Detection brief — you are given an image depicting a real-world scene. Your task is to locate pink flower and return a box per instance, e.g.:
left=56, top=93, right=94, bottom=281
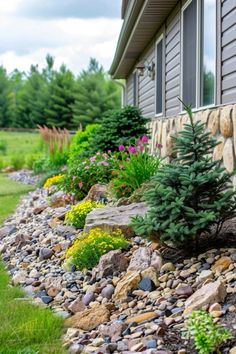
left=128, top=145, right=137, bottom=154
left=139, top=145, right=145, bottom=151
left=118, top=144, right=125, bottom=152
left=141, top=135, right=149, bottom=143
left=156, top=143, right=163, bottom=149
left=108, top=150, right=111, bottom=153
left=102, top=153, right=107, bottom=158
left=89, top=156, right=96, bottom=162
left=96, top=151, right=101, bottom=155
left=78, top=182, right=83, bottom=189
left=100, top=161, right=109, bottom=166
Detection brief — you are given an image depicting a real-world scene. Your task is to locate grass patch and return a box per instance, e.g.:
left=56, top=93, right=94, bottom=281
left=0, top=174, right=34, bottom=224
left=0, top=175, right=65, bottom=353
left=0, top=131, right=42, bottom=168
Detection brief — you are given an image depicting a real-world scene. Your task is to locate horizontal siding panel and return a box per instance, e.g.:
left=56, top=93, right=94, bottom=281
left=222, top=40, right=236, bottom=61
left=166, top=32, right=180, bottom=55
left=166, top=42, right=180, bottom=63
left=166, top=54, right=180, bottom=72
left=222, top=72, right=236, bottom=91
left=222, top=0, right=236, bottom=18
left=166, top=63, right=180, bottom=82
left=222, top=55, right=236, bottom=76
left=138, top=80, right=154, bottom=96
left=166, top=85, right=179, bottom=100
left=222, top=7, right=236, bottom=31
left=166, top=104, right=180, bottom=117
left=222, top=23, right=236, bottom=47
left=222, top=88, right=236, bottom=104
left=166, top=75, right=180, bottom=91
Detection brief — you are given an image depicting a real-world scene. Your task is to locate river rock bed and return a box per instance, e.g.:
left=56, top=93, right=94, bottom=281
left=8, top=169, right=40, bottom=185
left=0, top=188, right=236, bottom=354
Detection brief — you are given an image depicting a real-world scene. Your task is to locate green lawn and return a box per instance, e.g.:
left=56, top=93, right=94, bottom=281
left=0, top=131, right=42, bottom=169
left=0, top=174, right=65, bottom=354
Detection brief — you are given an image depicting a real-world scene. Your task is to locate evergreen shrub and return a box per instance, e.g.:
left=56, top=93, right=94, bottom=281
left=132, top=102, right=236, bottom=250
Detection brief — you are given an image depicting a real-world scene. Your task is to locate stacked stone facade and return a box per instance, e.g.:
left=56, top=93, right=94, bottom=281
left=150, top=104, right=236, bottom=175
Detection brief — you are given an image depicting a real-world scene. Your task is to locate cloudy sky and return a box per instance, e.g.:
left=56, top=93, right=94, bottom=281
left=0, top=0, right=123, bottom=75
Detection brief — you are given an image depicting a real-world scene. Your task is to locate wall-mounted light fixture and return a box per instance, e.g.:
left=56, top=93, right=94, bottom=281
left=136, top=60, right=155, bottom=80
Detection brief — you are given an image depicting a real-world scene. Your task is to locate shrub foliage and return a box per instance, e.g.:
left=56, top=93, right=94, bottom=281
left=88, top=106, right=149, bottom=154
left=132, top=102, right=236, bottom=250
left=65, top=228, right=129, bottom=270
left=65, top=200, right=104, bottom=229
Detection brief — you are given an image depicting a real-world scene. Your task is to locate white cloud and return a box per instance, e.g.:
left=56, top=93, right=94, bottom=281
left=0, top=1, right=122, bottom=75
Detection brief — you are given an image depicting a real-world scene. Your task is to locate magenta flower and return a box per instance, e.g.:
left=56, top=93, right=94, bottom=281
left=156, top=143, right=163, bottom=149
left=139, top=145, right=145, bottom=151
left=141, top=135, right=149, bottom=143
left=108, top=150, right=111, bottom=153
left=118, top=144, right=125, bottom=152
left=128, top=145, right=137, bottom=154
left=78, top=182, right=83, bottom=189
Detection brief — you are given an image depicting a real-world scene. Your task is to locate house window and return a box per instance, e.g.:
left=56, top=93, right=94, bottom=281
left=182, top=0, right=197, bottom=108
left=156, top=36, right=164, bottom=115
left=182, top=0, right=216, bottom=109
left=201, top=0, right=216, bottom=106
left=133, top=71, right=138, bottom=106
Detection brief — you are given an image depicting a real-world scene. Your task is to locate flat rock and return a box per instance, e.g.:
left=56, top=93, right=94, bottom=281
left=84, top=202, right=148, bottom=237
left=65, top=304, right=110, bottom=331
left=184, top=281, right=227, bottom=316
left=125, top=312, right=158, bottom=324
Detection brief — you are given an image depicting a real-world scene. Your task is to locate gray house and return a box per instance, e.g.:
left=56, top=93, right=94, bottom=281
left=110, top=0, right=236, bottom=173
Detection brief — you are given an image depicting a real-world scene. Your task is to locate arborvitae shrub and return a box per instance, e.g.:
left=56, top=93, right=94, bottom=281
left=88, top=105, right=149, bottom=154
left=132, top=102, right=236, bottom=250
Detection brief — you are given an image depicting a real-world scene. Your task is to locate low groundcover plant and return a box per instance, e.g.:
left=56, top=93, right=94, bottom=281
left=65, top=228, right=129, bottom=270
left=43, top=174, right=64, bottom=189
left=65, top=200, right=104, bottom=229
left=186, top=310, right=232, bottom=354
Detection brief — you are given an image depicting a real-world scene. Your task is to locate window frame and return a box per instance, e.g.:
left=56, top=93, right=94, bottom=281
left=180, top=0, right=217, bottom=112
left=155, top=33, right=165, bottom=118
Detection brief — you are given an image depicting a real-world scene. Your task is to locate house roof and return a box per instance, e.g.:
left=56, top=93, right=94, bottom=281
left=110, top=0, right=179, bottom=79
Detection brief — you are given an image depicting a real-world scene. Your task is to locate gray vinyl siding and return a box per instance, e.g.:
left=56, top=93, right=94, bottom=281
left=165, top=5, right=181, bottom=117
left=138, top=46, right=155, bottom=117
left=125, top=74, right=134, bottom=105
left=221, top=0, right=236, bottom=104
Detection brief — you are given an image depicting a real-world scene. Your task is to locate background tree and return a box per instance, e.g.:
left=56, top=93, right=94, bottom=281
left=0, top=67, right=12, bottom=127
left=72, top=58, right=121, bottom=128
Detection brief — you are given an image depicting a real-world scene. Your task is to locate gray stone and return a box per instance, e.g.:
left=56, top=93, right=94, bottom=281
left=0, top=225, right=16, bottom=239
left=82, top=291, right=95, bottom=306
left=101, top=285, right=115, bottom=299
left=39, top=247, right=53, bottom=261
left=93, top=249, right=128, bottom=279
left=84, top=202, right=148, bottom=237
left=128, top=247, right=163, bottom=272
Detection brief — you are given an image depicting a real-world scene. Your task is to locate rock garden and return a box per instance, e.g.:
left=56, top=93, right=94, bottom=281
left=0, top=104, right=236, bottom=354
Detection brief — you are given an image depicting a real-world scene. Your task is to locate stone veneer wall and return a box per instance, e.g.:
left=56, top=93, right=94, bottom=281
left=149, top=104, right=236, bottom=175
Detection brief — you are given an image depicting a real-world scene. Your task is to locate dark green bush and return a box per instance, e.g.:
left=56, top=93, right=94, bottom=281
left=88, top=106, right=149, bottom=154
left=132, top=102, right=236, bottom=250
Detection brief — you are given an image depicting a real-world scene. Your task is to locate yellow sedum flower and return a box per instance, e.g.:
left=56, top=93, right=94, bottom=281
left=44, top=174, right=64, bottom=189
left=65, top=227, right=129, bottom=271
left=65, top=200, right=104, bottom=229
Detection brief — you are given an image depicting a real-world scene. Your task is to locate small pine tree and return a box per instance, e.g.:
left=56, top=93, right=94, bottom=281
left=132, top=102, right=236, bottom=250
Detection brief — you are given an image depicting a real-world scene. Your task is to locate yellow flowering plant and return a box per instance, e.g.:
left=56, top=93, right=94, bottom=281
left=65, top=228, right=129, bottom=270
left=43, top=174, right=64, bottom=189
left=65, top=200, right=104, bottom=229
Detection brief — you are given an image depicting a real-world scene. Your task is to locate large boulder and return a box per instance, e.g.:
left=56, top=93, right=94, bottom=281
left=84, top=202, right=148, bottom=237
left=65, top=304, right=111, bottom=331
left=184, top=281, right=227, bottom=316
left=84, top=184, right=108, bottom=202
left=128, top=247, right=163, bottom=272
left=93, top=250, right=129, bottom=279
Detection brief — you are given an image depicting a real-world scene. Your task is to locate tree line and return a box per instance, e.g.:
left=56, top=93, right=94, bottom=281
left=0, top=55, right=121, bottom=129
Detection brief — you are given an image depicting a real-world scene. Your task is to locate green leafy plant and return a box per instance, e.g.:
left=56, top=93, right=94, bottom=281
left=10, top=155, right=25, bottom=170
left=60, top=151, right=119, bottom=200
left=110, top=135, right=161, bottom=199
left=132, top=102, right=236, bottom=250
left=186, top=310, right=232, bottom=354
left=0, top=140, right=7, bottom=155
left=65, top=228, right=129, bottom=270
left=88, top=105, right=149, bottom=154
left=68, top=124, right=100, bottom=164
left=65, top=200, right=104, bottom=229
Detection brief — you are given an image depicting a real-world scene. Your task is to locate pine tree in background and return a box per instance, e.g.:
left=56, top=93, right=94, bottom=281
left=132, top=102, right=236, bottom=251
left=0, top=67, right=12, bottom=127
left=72, top=58, right=121, bottom=128
left=45, top=64, right=75, bottom=128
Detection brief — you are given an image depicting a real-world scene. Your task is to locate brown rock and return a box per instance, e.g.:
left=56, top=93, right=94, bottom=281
left=47, top=287, right=60, bottom=297
left=33, top=204, right=47, bottom=215
left=93, top=250, right=128, bottom=279
left=50, top=191, right=66, bottom=208
left=65, top=304, right=110, bottom=330
left=84, top=202, right=148, bottom=237
left=213, top=136, right=225, bottom=161
left=175, top=285, right=193, bottom=297
left=84, top=184, right=108, bottom=202
left=223, top=138, right=235, bottom=172
left=125, top=311, right=158, bottom=324
left=208, top=109, right=219, bottom=135
left=113, top=271, right=141, bottom=302
left=212, top=256, right=232, bottom=272
left=141, top=267, right=159, bottom=286
left=220, top=106, right=233, bottom=137
left=230, top=347, right=236, bottom=354
left=184, top=281, right=227, bottom=316
left=68, top=298, right=86, bottom=314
